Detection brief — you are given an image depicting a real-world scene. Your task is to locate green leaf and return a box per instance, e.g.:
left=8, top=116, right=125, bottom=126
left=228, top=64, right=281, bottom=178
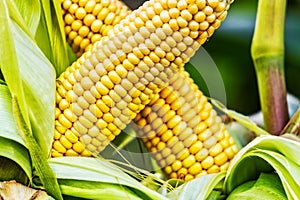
left=0, top=85, right=25, bottom=146
left=11, top=21, right=56, bottom=155
left=0, top=138, right=31, bottom=183
left=227, top=173, right=287, bottom=200
left=166, top=172, right=226, bottom=200
left=224, top=135, right=300, bottom=199
left=59, top=180, right=143, bottom=200
left=0, top=1, right=56, bottom=155
left=12, top=96, right=63, bottom=200
left=13, top=0, right=41, bottom=36
left=49, top=157, right=168, bottom=200
left=0, top=0, right=29, bottom=132
left=36, top=0, right=69, bottom=76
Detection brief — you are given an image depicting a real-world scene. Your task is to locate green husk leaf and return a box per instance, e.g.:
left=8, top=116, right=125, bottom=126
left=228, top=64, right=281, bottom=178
left=0, top=138, right=31, bottom=184
left=36, top=0, right=69, bottom=76
left=5, top=0, right=32, bottom=38
left=227, top=173, right=287, bottom=200
left=166, top=172, right=226, bottom=200
left=0, top=0, right=29, bottom=132
left=0, top=85, right=24, bottom=146
left=12, top=96, right=62, bottom=200
left=51, top=0, right=70, bottom=75
left=49, top=157, right=168, bottom=200
left=0, top=0, right=55, bottom=155
left=224, top=135, right=300, bottom=199
left=13, top=0, right=41, bottom=36
left=11, top=20, right=56, bottom=155
left=59, top=180, right=143, bottom=200
left=0, top=85, right=30, bottom=184
left=212, top=99, right=270, bottom=136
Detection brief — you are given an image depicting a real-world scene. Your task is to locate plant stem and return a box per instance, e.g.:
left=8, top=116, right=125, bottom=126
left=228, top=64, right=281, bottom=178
left=251, top=0, right=289, bottom=135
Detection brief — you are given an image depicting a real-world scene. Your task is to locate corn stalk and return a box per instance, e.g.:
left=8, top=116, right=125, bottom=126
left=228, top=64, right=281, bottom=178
left=251, top=0, right=289, bottom=135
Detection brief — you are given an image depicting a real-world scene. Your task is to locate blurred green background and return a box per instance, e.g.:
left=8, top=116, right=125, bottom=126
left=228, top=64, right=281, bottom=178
left=123, top=0, right=300, bottom=115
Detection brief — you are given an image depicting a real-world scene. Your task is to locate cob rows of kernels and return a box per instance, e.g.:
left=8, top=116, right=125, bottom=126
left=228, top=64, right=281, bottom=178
left=52, top=0, right=233, bottom=157
left=61, top=0, right=131, bottom=57
left=133, top=70, right=238, bottom=181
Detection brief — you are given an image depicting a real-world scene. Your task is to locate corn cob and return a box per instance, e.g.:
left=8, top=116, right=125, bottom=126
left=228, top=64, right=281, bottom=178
left=61, top=0, right=131, bottom=57
left=133, top=69, right=238, bottom=181
left=52, top=0, right=233, bottom=158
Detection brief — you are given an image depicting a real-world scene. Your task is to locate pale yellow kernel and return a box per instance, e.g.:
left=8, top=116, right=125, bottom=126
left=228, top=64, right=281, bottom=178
left=177, top=16, right=188, bottom=28
left=101, top=75, right=114, bottom=89
left=53, top=141, right=67, bottom=153
left=96, top=99, right=110, bottom=113
left=151, top=137, right=160, bottom=147
left=65, top=149, right=79, bottom=156
left=214, top=152, right=228, bottom=166
left=103, top=113, right=114, bottom=123
left=220, top=162, right=230, bottom=172
left=181, top=9, right=192, bottom=21
left=51, top=150, right=63, bottom=157
left=165, top=166, right=173, bottom=174
left=60, top=135, right=73, bottom=149
left=224, top=146, right=236, bottom=159
left=207, top=165, right=220, bottom=174
left=195, top=148, right=209, bottom=161
left=152, top=15, right=163, bottom=28
left=128, top=53, right=140, bottom=65
left=158, top=142, right=169, bottom=155
left=177, top=167, right=188, bottom=178
left=188, top=4, right=198, bottom=14
left=166, top=36, right=176, bottom=47
left=127, top=71, right=139, bottom=84
left=167, top=136, right=179, bottom=148
left=182, top=155, right=196, bottom=168
left=73, top=141, right=85, bottom=153
left=58, top=114, right=72, bottom=129
left=64, top=14, right=74, bottom=25
left=172, top=141, right=185, bottom=155
left=185, top=174, right=194, bottom=182
left=189, top=20, right=200, bottom=31
left=106, top=71, right=120, bottom=84
left=204, top=6, right=214, bottom=16
left=177, top=0, right=187, bottom=10
left=54, top=129, right=61, bottom=140
left=64, top=108, right=77, bottom=122
left=79, top=115, right=93, bottom=129
left=68, top=3, right=78, bottom=14
left=159, top=10, right=170, bottom=23
left=183, top=134, right=197, bottom=147
left=171, top=160, right=182, bottom=171
left=188, top=162, right=202, bottom=175
left=96, top=119, right=108, bottom=129
left=204, top=136, right=217, bottom=149
left=166, top=154, right=176, bottom=165
left=167, top=0, right=177, bottom=8
left=168, top=115, right=182, bottom=129
left=80, top=134, right=92, bottom=144
left=75, top=7, right=86, bottom=20
left=87, top=126, right=99, bottom=137
left=169, top=8, right=180, bottom=19
left=209, top=143, right=223, bottom=157
left=107, top=123, right=118, bottom=132
left=201, top=156, right=214, bottom=169
left=62, top=0, right=72, bottom=10
left=194, top=11, right=206, bottom=22
left=157, top=142, right=166, bottom=151
left=71, top=20, right=82, bottom=31
left=189, top=141, right=203, bottom=154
